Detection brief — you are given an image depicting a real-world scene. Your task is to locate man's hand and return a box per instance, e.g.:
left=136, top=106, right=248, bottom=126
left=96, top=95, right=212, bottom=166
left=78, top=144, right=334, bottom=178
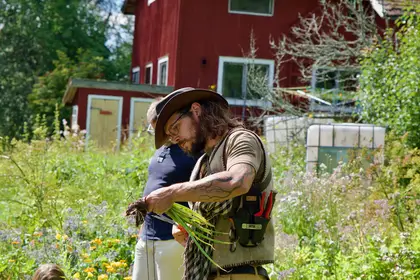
left=145, top=187, right=175, bottom=214
left=172, top=225, right=188, bottom=247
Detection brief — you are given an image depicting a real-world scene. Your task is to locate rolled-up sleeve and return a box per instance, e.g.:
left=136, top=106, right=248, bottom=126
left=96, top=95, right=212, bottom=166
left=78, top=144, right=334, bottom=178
left=225, top=131, right=262, bottom=173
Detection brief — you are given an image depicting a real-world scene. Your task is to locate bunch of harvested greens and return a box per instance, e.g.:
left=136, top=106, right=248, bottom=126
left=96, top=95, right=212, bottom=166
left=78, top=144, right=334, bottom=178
left=125, top=198, right=230, bottom=269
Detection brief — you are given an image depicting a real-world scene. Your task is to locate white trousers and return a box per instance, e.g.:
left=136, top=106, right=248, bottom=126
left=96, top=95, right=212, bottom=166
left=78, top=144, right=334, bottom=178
left=132, top=239, right=185, bottom=280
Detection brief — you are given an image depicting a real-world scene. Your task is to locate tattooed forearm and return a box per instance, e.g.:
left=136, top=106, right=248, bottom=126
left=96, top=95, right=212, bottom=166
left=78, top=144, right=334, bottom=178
left=171, top=164, right=256, bottom=202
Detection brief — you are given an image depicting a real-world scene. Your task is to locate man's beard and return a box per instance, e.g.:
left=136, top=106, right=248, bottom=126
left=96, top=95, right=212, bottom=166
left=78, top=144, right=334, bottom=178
left=183, top=117, right=206, bottom=157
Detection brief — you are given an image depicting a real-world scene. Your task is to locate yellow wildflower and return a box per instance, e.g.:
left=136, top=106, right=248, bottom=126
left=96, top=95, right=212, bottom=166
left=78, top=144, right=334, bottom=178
left=98, top=274, right=108, bottom=280
left=82, top=220, right=88, bottom=224
left=87, top=272, right=94, bottom=278
left=62, top=234, right=69, bottom=241
left=84, top=267, right=95, bottom=273
left=106, top=265, right=116, bottom=273
left=130, top=234, right=138, bottom=239
left=73, top=272, right=80, bottom=279
left=33, top=232, right=43, bottom=237
left=91, top=238, right=102, bottom=245
left=8, top=259, right=15, bottom=263
left=107, top=239, right=121, bottom=247
left=84, top=258, right=92, bottom=263
left=11, top=241, right=19, bottom=245
left=89, top=246, right=96, bottom=251
left=123, top=277, right=132, bottom=280
left=67, top=245, right=73, bottom=252
left=111, top=261, right=122, bottom=268
left=82, top=253, right=89, bottom=259
left=55, top=233, right=62, bottom=240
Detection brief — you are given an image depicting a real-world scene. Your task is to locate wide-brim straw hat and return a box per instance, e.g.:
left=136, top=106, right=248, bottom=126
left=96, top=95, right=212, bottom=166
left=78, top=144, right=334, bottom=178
left=154, top=87, right=228, bottom=149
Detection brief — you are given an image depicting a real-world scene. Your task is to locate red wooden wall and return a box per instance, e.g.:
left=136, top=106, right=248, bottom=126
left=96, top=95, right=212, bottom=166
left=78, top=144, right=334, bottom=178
left=131, top=0, right=181, bottom=85
left=174, top=0, right=321, bottom=89
left=73, top=88, right=165, bottom=131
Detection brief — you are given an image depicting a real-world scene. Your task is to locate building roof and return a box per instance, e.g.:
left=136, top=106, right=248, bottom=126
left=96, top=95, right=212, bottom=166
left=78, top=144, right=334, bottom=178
left=370, top=0, right=420, bottom=18
left=63, top=78, right=174, bottom=105
left=122, top=0, right=136, bottom=15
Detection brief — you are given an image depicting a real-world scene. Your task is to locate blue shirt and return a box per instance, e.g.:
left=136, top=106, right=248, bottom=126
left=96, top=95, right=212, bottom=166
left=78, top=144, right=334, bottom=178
left=140, top=144, right=197, bottom=240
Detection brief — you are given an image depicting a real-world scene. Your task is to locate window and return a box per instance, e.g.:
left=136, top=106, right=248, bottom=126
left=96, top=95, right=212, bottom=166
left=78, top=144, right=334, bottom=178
left=157, top=56, right=169, bottom=86
left=147, top=0, right=155, bottom=6
left=318, top=147, right=373, bottom=174
left=312, top=67, right=360, bottom=92
left=145, top=63, right=153, bottom=85
left=229, top=0, right=274, bottom=16
left=217, top=56, right=274, bottom=106
left=131, top=66, right=140, bottom=84
left=71, top=105, right=78, bottom=130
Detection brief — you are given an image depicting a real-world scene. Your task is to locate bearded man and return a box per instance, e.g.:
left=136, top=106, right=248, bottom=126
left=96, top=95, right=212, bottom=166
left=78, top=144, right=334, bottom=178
left=143, top=88, right=275, bottom=280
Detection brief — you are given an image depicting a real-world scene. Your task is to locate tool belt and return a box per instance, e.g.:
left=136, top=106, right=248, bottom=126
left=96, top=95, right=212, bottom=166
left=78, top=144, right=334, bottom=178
left=228, top=187, right=276, bottom=250
left=226, top=154, right=275, bottom=250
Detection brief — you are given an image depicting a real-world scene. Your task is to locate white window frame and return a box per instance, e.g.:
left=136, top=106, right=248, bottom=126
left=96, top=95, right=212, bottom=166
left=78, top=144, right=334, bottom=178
left=132, top=66, right=140, bottom=84
left=129, top=97, right=155, bottom=141
left=85, top=95, right=123, bottom=150
left=147, top=0, right=156, bottom=6
left=217, top=56, right=274, bottom=107
left=71, top=105, right=79, bottom=130
left=157, top=56, right=169, bottom=86
left=228, top=0, right=275, bottom=17
left=145, top=63, right=153, bottom=85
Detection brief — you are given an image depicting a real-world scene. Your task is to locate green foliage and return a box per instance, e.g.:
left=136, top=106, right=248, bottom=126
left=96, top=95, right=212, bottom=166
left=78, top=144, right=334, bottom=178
left=271, top=134, right=420, bottom=280
left=1, top=118, right=419, bottom=279
left=359, top=7, right=420, bottom=148
left=0, top=0, right=132, bottom=139
left=28, top=50, right=106, bottom=131
left=0, top=119, right=153, bottom=279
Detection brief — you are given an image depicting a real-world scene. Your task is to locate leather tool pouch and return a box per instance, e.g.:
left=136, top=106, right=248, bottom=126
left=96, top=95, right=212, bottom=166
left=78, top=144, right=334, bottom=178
left=231, top=191, right=270, bottom=247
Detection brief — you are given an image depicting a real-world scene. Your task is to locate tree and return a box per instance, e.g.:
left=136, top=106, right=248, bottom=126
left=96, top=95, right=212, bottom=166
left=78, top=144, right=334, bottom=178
left=271, top=0, right=381, bottom=85
left=0, top=0, right=132, bottom=138
left=245, top=0, right=383, bottom=123
left=28, top=50, right=106, bottom=129
left=359, top=8, right=420, bottom=148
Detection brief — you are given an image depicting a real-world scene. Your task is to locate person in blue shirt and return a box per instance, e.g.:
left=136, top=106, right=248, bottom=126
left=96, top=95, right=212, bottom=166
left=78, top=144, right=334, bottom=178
left=131, top=99, right=198, bottom=280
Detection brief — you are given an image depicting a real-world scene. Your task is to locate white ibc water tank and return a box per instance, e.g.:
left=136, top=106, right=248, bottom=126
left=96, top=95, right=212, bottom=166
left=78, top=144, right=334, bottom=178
left=306, top=123, right=386, bottom=173
left=264, top=116, right=335, bottom=153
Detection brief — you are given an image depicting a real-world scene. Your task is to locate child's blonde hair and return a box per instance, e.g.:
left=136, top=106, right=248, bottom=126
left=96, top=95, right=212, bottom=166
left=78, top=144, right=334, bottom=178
left=32, top=264, right=65, bottom=280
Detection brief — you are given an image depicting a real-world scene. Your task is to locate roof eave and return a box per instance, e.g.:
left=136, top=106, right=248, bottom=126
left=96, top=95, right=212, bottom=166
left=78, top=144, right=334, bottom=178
left=63, top=79, right=78, bottom=105
left=62, top=78, right=174, bottom=105
left=122, top=0, right=136, bottom=15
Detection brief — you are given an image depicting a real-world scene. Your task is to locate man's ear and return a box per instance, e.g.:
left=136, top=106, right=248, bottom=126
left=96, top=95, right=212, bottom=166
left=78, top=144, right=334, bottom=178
left=190, top=102, right=202, bottom=118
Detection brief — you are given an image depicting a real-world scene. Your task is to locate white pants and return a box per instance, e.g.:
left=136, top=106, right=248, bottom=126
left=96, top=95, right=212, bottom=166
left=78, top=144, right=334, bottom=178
left=132, top=239, right=185, bottom=280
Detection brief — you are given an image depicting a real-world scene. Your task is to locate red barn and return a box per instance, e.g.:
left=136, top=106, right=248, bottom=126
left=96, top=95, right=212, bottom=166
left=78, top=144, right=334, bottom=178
left=64, top=0, right=410, bottom=148
left=122, top=0, right=402, bottom=115
left=123, top=0, right=322, bottom=104
left=63, top=79, right=173, bottom=149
